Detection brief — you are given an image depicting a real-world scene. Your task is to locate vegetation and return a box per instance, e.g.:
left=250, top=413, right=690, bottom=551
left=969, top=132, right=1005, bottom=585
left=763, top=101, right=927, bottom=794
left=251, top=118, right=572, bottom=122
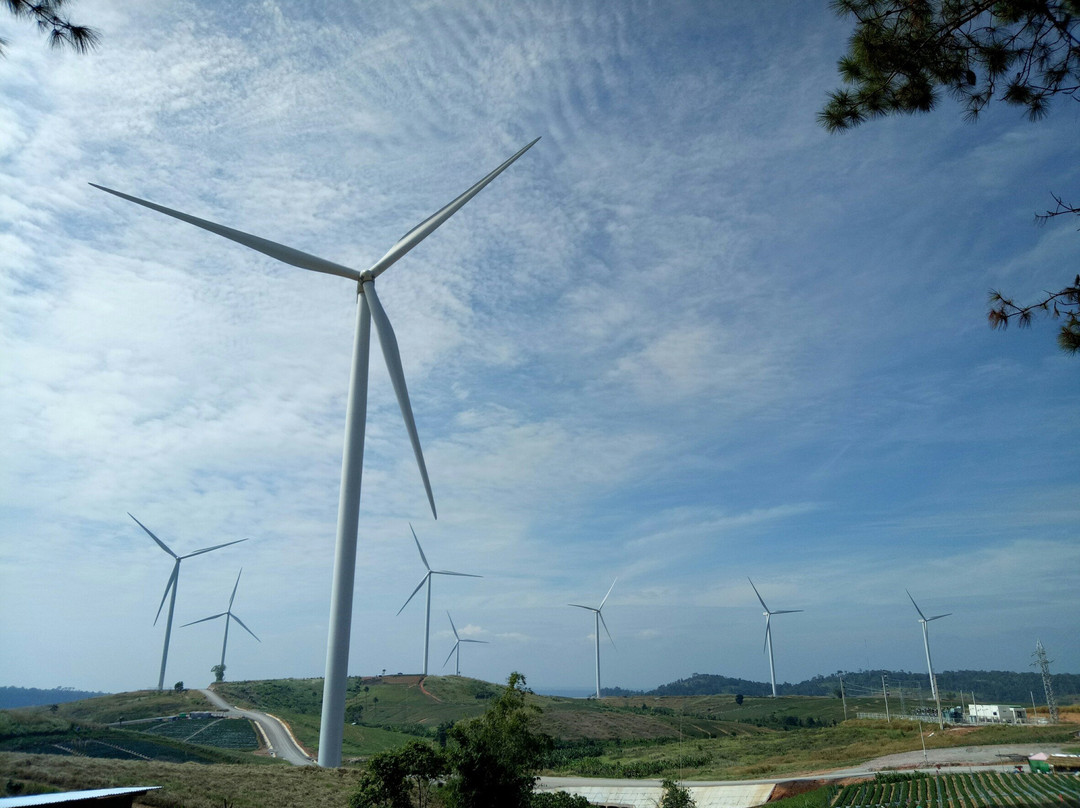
left=0, top=687, right=108, bottom=710
left=615, top=669, right=1080, bottom=705
left=659, top=778, right=696, bottom=808
left=821, top=0, right=1080, bottom=353
left=830, top=771, right=1080, bottom=807
left=2, top=0, right=100, bottom=57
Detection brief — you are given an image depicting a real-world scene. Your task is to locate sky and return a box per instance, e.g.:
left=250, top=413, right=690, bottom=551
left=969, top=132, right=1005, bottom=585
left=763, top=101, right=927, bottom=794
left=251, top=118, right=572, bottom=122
left=1, top=0, right=1077, bottom=699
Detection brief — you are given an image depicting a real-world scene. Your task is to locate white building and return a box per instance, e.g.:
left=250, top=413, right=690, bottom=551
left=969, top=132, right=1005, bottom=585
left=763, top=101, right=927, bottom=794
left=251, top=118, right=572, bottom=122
left=967, top=704, right=1027, bottom=724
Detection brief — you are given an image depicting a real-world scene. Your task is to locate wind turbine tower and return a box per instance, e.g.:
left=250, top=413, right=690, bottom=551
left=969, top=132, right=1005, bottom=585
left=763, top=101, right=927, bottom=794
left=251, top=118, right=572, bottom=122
left=95, top=138, right=538, bottom=766
left=570, top=578, right=617, bottom=699
left=906, top=589, right=950, bottom=729
left=129, top=513, right=247, bottom=691
left=398, top=524, right=481, bottom=675
left=748, top=578, right=802, bottom=698
left=443, top=612, right=488, bottom=676
left=182, top=568, right=260, bottom=679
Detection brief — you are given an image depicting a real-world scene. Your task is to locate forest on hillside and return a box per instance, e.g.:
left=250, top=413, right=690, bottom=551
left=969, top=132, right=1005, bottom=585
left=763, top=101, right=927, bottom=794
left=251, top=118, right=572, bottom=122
left=604, top=669, right=1080, bottom=704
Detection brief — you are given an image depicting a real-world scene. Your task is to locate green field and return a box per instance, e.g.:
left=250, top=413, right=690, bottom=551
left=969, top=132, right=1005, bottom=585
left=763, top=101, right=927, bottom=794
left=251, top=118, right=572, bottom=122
left=831, top=772, right=1080, bottom=808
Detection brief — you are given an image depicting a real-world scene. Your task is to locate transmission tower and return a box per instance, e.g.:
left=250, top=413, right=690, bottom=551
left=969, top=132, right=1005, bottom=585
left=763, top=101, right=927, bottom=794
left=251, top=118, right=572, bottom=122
left=1033, top=638, right=1059, bottom=723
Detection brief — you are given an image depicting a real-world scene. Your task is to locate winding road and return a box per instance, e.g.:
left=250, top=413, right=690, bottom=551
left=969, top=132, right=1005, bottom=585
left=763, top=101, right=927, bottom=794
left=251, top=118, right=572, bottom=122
left=199, top=688, right=315, bottom=766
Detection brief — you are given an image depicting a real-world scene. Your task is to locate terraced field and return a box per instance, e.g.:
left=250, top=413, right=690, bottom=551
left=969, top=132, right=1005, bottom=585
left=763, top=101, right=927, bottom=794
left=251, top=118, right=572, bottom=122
left=832, top=773, right=1080, bottom=808
left=140, top=716, right=258, bottom=749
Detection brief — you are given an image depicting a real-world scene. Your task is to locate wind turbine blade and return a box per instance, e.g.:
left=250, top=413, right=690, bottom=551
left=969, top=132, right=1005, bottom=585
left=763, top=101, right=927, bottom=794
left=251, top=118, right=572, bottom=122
left=363, top=282, right=437, bottom=519
left=409, top=523, right=431, bottom=571
left=927, top=613, right=952, bottom=622
left=461, top=639, right=488, bottom=645
left=366, top=138, right=541, bottom=279
left=129, top=513, right=177, bottom=559
left=180, top=612, right=227, bottom=627
left=772, top=609, right=803, bottom=615
left=569, top=604, right=597, bottom=611
left=599, top=577, right=618, bottom=610
left=443, top=642, right=459, bottom=669
left=155, top=564, right=179, bottom=625
left=748, top=577, right=769, bottom=612
left=397, top=575, right=429, bottom=615
left=763, top=615, right=771, bottom=654
left=90, top=184, right=363, bottom=282
left=447, top=611, right=460, bottom=640
left=182, top=537, right=248, bottom=559
left=906, top=589, right=928, bottom=622
left=228, top=569, right=243, bottom=610
left=598, top=611, right=616, bottom=649
left=230, top=613, right=261, bottom=642
left=431, top=570, right=482, bottom=578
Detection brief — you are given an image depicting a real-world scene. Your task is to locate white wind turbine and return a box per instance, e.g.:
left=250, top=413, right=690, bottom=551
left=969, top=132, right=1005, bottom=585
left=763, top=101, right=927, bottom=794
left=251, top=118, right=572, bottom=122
left=748, top=577, right=802, bottom=698
left=442, top=611, right=488, bottom=676
left=182, top=568, right=260, bottom=680
left=397, top=523, right=481, bottom=676
left=94, top=138, right=538, bottom=766
left=907, top=589, right=951, bottom=728
left=129, top=513, right=247, bottom=691
left=570, top=578, right=617, bottom=699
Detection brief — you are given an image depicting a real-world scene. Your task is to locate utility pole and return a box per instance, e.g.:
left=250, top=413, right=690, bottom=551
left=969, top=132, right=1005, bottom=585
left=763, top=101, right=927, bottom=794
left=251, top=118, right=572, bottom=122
left=839, top=674, right=847, bottom=720
left=882, top=674, right=890, bottom=722
left=1030, top=690, right=1038, bottom=722
left=1034, top=639, right=1059, bottom=723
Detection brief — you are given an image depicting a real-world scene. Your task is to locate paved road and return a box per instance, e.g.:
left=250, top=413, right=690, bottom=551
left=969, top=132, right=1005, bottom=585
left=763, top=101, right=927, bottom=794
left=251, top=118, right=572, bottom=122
left=199, top=688, right=315, bottom=766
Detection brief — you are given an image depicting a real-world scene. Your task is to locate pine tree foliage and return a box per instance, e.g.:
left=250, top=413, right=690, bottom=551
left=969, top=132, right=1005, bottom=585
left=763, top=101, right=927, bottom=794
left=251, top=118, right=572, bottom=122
left=2, top=0, right=100, bottom=57
left=820, top=0, right=1080, bottom=130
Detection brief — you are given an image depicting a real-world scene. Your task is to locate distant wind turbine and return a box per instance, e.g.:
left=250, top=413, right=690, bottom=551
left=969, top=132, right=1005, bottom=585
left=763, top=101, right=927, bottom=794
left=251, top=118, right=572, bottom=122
left=397, top=524, right=481, bottom=676
left=94, top=138, right=538, bottom=766
left=129, top=513, right=247, bottom=691
left=442, top=611, right=488, bottom=676
left=570, top=578, right=617, bottom=699
left=907, top=589, right=950, bottom=728
left=748, top=577, right=802, bottom=698
left=182, top=568, right=260, bottom=679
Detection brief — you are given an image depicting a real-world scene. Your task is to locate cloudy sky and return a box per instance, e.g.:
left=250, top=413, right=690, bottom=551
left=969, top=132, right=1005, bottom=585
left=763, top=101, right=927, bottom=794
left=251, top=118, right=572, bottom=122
left=1, top=1, right=1077, bottom=698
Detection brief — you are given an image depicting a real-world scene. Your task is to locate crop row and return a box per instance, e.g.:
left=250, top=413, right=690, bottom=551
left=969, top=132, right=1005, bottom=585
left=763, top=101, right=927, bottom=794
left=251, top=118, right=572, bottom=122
left=831, top=772, right=1080, bottom=808
left=143, top=717, right=257, bottom=749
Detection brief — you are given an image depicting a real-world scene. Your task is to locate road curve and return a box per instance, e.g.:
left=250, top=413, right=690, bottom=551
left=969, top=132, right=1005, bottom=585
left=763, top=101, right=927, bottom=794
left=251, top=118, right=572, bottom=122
left=199, top=688, right=315, bottom=766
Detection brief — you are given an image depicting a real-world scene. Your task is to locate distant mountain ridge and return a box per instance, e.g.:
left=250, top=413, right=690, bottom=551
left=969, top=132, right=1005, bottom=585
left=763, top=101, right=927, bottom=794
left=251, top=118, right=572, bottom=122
left=604, top=669, right=1080, bottom=704
left=0, top=686, right=109, bottom=709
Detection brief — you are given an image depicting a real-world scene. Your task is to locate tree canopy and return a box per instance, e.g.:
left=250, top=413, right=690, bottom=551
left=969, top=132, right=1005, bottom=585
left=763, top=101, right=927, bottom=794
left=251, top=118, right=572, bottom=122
left=820, top=0, right=1080, bottom=130
left=2, top=0, right=100, bottom=57
left=822, top=0, right=1080, bottom=353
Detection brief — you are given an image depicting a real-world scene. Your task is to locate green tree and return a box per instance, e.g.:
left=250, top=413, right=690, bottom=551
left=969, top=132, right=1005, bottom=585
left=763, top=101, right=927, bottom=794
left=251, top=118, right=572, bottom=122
left=658, top=778, right=696, bottom=808
left=821, top=0, right=1080, bottom=353
left=2, top=0, right=100, bottom=57
left=444, top=672, right=552, bottom=808
left=734, top=694, right=744, bottom=705
left=173, top=681, right=184, bottom=693
left=211, top=664, right=226, bottom=683
left=349, top=740, right=447, bottom=808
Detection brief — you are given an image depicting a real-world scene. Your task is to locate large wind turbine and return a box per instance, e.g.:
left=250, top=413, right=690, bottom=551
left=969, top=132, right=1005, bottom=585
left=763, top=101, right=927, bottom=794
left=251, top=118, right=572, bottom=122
left=442, top=611, right=488, bottom=676
left=94, top=138, right=538, bottom=766
left=748, top=578, right=802, bottom=698
left=182, top=568, right=260, bottom=680
left=397, top=524, right=481, bottom=675
left=570, top=578, right=617, bottom=699
left=907, top=589, right=950, bottom=728
left=129, top=513, right=247, bottom=691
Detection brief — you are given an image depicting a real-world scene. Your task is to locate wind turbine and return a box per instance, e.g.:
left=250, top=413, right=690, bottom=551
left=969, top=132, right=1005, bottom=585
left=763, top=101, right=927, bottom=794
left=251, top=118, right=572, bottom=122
left=93, top=138, right=538, bottom=766
left=570, top=578, right=617, bottom=699
left=748, top=577, right=802, bottom=698
left=907, top=589, right=951, bottom=728
left=397, top=523, right=481, bottom=675
left=181, top=568, right=260, bottom=680
left=129, top=513, right=247, bottom=691
left=442, top=611, right=488, bottom=676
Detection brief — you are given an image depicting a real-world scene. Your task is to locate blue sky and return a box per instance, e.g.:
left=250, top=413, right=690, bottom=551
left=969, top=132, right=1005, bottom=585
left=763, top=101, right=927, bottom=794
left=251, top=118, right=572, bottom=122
left=1, top=0, right=1077, bottom=697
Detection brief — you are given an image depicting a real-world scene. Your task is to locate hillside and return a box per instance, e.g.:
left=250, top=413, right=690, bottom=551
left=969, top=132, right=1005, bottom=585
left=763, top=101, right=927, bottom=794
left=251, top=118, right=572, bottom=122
left=0, top=687, right=108, bottom=710
left=616, top=669, right=1080, bottom=704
